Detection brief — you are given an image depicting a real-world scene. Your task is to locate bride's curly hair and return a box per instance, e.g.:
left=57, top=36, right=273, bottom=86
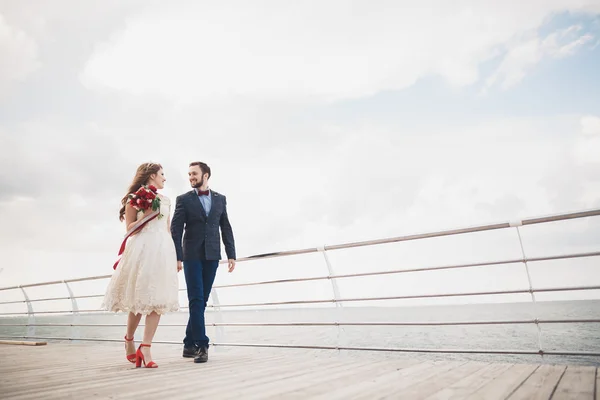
left=119, top=162, right=163, bottom=221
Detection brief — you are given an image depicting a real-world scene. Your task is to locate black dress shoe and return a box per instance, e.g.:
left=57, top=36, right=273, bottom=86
left=183, top=345, right=199, bottom=358
left=194, top=347, right=208, bottom=363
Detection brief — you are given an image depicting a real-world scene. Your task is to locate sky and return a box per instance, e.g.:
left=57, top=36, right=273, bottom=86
left=0, top=0, right=599, bottom=312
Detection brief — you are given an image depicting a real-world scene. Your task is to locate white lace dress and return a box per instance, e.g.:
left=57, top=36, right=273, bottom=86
left=102, top=195, right=180, bottom=315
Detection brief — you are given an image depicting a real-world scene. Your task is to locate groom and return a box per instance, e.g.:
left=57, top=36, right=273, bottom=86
left=171, top=161, right=236, bottom=363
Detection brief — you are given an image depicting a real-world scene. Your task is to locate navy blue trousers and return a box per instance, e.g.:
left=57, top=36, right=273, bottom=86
left=183, top=260, right=219, bottom=348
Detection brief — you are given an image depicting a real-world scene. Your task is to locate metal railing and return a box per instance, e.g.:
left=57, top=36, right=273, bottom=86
left=1, top=208, right=599, bottom=358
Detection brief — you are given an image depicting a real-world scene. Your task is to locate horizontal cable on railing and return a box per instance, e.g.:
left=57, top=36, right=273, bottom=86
left=0, top=296, right=70, bottom=305
left=1, top=335, right=599, bottom=357
left=197, top=285, right=600, bottom=308
left=0, top=293, right=108, bottom=306
left=0, top=275, right=114, bottom=292
left=0, top=309, right=104, bottom=316
left=0, top=299, right=27, bottom=305
left=2, top=318, right=599, bottom=328
left=319, top=209, right=600, bottom=253
left=210, top=250, right=600, bottom=290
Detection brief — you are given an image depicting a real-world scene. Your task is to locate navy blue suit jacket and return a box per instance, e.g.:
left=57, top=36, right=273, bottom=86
left=171, top=190, right=236, bottom=261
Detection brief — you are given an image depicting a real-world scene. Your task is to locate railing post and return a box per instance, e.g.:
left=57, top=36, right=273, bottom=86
left=318, top=245, right=343, bottom=352
left=318, top=246, right=342, bottom=307
left=211, top=288, right=225, bottom=351
left=18, top=286, right=35, bottom=338
left=511, top=221, right=544, bottom=357
left=63, top=280, right=80, bottom=340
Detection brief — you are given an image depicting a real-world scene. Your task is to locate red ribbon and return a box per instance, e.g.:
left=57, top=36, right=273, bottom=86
left=113, top=211, right=160, bottom=270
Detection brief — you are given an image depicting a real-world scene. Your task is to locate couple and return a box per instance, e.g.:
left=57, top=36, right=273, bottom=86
left=102, top=161, right=236, bottom=368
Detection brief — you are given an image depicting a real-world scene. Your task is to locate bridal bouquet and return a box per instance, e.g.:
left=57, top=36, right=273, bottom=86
left=114, top=185, right=163, bottom=269
left=128, top=185, right=162, bottom=218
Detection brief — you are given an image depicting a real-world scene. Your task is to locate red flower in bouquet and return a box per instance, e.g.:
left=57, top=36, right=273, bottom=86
left=128, top=185, right=162, bottom=217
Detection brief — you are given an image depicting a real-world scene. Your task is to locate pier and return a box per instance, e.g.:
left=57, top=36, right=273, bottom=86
left=1, top=341, right=597, bottom=399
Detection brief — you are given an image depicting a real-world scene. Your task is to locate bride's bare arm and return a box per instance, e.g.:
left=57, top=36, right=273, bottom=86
left=124, top=203, right=140, bottom=232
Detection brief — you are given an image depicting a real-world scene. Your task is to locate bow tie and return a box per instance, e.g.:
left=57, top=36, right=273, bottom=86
left=197, top=190, right=209, bottom=196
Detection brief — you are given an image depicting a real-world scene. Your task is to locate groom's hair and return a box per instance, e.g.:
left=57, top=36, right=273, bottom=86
left=189, top=161, right=211, bottom=178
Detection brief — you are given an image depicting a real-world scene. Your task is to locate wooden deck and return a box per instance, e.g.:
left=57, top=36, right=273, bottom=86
left=0, top=342, right=597, bottom=399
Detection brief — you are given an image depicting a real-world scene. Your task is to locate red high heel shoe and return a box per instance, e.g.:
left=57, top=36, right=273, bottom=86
left=135, top=344, right=158, bottom=368
left=124, top=335, right=136, bottom=363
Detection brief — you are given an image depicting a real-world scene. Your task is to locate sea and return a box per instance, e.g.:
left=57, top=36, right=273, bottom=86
left=1, top=300, right=599, bottom=366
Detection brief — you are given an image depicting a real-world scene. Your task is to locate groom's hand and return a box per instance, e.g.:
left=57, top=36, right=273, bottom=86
left=228, top=259, right=236, bottom=272
left=177, top=261, right=183, bottom=272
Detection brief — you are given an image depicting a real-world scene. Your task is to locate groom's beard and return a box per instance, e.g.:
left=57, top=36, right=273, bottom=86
left=192, top=177, right=204, bottom=189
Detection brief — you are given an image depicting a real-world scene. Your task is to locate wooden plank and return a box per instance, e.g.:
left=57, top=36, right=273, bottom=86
left=0, top=349, right=193, bottom=384
left=552, top=365, right=596, bottom=400
left=306, top=360, right=441, bottom=400
left=3, top=350, right=296, bottom=400
left=242, top=359, right=422, bottom=400
left=594, top=368, right=600, bottom=400
left=385, top=361, right=486, bottom=399
left=115, top=353, right=347, bottom=400
left=13, top=344, right=349, bottom=400
left=0, top=340, right=47, bottom=346
left=466, top=363, right=539, bottom=400
left=342, top=361, right=468, bottom=400
left=0, top=345, right=223, bottom=393
left=508, top=364, right=567, bottom=400
left=424, top=362, right=514, bottom=399
left=165, top=356, right=395, bottom=400
left=39, top=359, right=312, bottom=400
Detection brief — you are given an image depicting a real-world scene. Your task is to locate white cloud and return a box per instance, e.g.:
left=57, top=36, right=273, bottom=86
left=543, top=25, right=594, bottom=58
left=0, top=13, right=39, bottom=90
left=80, top=0, right=600, bottom=102
left=485, top=38, right=544, bottom=90
left=485, top=25, right=595, bottom=90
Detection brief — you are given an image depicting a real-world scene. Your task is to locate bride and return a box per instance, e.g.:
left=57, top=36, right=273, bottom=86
left=102, top=162, right=180, bottom=368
